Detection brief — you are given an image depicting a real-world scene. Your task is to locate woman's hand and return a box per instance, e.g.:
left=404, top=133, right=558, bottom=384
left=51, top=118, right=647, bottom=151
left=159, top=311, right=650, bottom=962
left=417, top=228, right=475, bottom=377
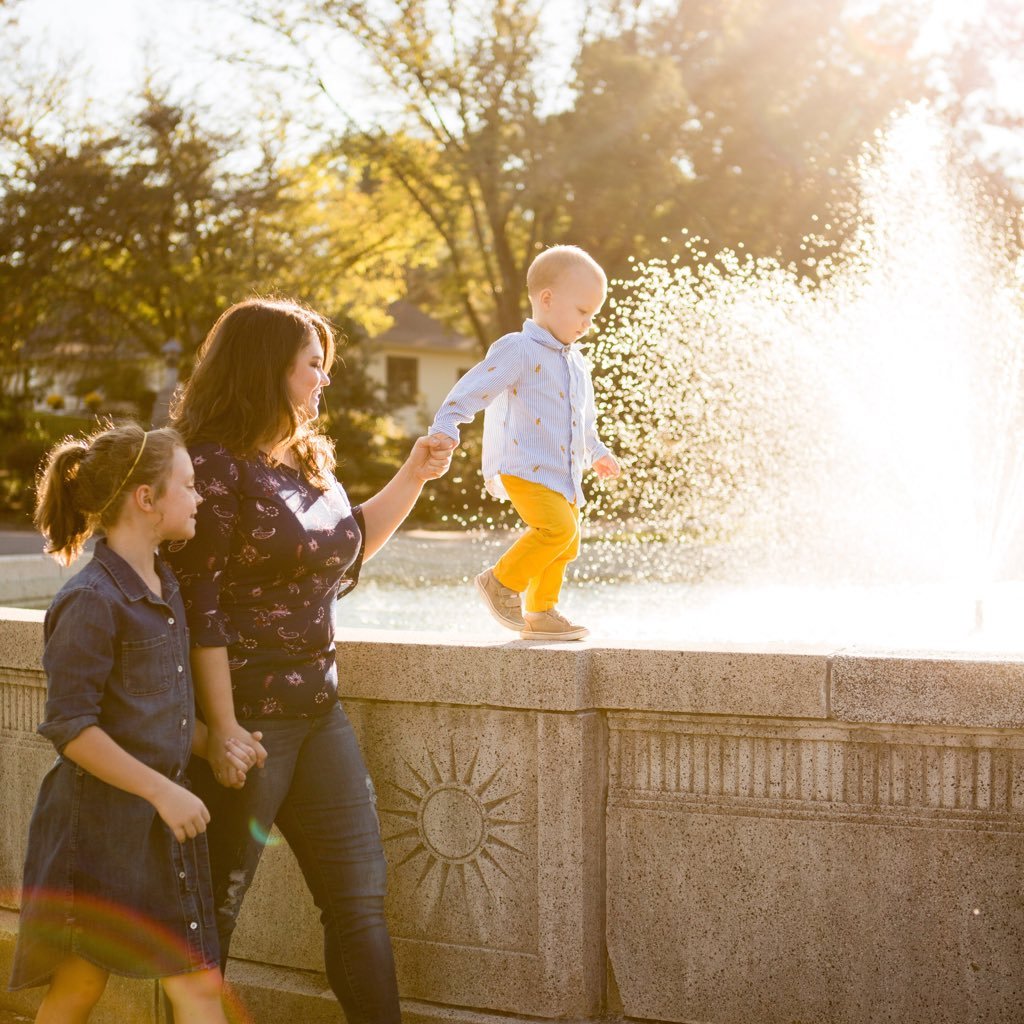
left=207, top=723, right=267, bottom=789
left=412, top=434, right=456, bottom=482
left=151, top=779, right=211, bottom=843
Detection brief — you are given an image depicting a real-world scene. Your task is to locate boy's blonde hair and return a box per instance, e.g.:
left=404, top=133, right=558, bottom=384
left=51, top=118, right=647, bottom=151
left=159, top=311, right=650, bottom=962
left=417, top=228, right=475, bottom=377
left=526, top=245, right=607, bottom=296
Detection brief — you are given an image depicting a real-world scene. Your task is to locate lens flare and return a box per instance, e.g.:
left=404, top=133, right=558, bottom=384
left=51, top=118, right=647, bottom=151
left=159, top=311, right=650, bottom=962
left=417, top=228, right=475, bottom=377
left=248, top=817, right=283, bottom=847
left=3, top=887, right=253, bottom=1021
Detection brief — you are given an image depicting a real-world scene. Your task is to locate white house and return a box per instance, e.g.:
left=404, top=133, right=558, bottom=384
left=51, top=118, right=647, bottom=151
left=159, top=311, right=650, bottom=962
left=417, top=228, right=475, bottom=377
left=364, top=301, right=480, bottom=434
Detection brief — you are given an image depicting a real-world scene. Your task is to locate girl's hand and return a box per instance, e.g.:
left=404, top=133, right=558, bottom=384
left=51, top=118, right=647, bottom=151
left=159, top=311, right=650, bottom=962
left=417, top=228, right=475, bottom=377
left=208, top=723, right=267, bottom=788
left=152, top=780, right=211, bottom=843
left=410, top=434, right=456, bottom=482
left=594, top=454, right=621, bottom=479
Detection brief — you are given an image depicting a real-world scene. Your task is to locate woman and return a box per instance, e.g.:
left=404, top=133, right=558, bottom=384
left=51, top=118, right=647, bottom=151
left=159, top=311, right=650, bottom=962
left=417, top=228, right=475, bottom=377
left=164, top=297, right=453, bottom=1022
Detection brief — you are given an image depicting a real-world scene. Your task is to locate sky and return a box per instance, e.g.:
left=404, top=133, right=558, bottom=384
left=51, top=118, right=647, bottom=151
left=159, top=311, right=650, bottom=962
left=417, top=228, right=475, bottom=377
left=8, top=0, right=592, bottom=143
left=10, top=0, right=361, bottom=138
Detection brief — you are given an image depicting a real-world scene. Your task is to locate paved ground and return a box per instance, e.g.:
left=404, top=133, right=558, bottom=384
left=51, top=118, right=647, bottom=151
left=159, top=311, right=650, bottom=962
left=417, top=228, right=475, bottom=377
left=0, top=529, right=45, bottom=556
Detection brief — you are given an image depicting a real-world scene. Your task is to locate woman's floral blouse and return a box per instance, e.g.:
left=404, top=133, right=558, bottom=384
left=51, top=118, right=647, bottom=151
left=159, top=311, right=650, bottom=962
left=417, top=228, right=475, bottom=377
left=165, top=442, right=364, bottom=719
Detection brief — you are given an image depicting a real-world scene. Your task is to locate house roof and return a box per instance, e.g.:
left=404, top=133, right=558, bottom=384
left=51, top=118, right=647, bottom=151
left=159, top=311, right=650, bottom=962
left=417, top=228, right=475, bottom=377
left=22, top=308, right=156, bottom=362
left=370, top=300, right=476, bottom=354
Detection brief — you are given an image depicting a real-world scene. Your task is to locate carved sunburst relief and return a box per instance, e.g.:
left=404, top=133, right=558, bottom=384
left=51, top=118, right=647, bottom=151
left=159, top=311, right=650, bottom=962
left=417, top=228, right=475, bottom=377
left=379, top=738, right=530, bottom=940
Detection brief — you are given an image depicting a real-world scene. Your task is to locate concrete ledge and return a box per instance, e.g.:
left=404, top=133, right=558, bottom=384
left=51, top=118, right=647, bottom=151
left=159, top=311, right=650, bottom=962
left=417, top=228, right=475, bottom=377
left=336, top=630, right=831, bottom=717
left=588, top=643, right=829, bottom=718
left=832, top=650, right=1024, bottom=728
left=0, top=610, right=44, bottom=673
left=4, top=617, right=1024, bottom=1023
left=336, top=630, right=596, bottom=710
left=0, top=556, right=73, bottom=607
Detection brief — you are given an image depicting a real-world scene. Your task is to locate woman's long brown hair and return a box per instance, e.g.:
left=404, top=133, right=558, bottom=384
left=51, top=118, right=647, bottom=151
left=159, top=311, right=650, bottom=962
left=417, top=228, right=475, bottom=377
left=170, top=297, right=338, bottom=489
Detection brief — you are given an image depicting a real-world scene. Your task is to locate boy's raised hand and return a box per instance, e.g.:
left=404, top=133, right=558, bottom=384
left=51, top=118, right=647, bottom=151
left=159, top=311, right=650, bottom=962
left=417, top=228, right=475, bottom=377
left=594, top=454, right=621, bottom=479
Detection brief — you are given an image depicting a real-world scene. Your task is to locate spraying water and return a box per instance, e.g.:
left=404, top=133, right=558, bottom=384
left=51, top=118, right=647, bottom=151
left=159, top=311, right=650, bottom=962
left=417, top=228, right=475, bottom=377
left=589, top=105, right=1024, bottom=612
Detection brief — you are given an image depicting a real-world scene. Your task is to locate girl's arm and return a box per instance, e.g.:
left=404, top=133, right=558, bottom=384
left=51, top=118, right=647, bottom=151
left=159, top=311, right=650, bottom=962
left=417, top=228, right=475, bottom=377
left=359, top=434, right=454, bottom=561
left=190, top=645, right=267, bottom=787
left=64, top=726, right=209, bottom=843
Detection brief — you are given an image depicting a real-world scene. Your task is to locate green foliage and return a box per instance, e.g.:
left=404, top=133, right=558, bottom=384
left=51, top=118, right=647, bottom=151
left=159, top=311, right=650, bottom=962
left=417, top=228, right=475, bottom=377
left=644, top=0, right=929, bottom=270
left=242, top=0, right=697, bottom=346
left=0, top=405, right=101, bottom=524
left=0, top=89, right=435, bottom=391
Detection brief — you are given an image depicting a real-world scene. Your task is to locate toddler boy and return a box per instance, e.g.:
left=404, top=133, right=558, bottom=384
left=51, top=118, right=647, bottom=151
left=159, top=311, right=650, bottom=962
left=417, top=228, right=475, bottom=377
left=428, top=245, right=620, bottom=640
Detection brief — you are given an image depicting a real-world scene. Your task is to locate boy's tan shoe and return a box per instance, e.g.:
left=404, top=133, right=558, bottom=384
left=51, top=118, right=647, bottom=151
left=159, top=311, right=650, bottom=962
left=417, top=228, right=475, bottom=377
left=475, top=568, right=525, bottom=631
left=520, top=608, right=589, bottom=641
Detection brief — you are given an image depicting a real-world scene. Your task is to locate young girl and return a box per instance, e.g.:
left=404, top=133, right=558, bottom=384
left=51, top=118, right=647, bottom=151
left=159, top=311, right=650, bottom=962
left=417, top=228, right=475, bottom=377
left=8, top=423, right=256, bottom=1024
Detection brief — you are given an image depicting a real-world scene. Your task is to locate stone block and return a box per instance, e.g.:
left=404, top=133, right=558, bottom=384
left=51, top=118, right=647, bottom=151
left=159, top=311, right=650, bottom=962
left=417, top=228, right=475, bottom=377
left=832, top=651, right=1024, bottom=728
left=347, top=699, right=605, bottom=1018
left=229, top=826, right=325, bottom=971
left=0, top=610, right=45, bottom=672
left=336, top=630, right=594, bottom=711
left=589, top=643, right=830, bottom=718
left=0, top=735, right=53, bottom=908
left=606, top=713, right=1024, bottom=1023
left=0, top=556, right=72, bottom=606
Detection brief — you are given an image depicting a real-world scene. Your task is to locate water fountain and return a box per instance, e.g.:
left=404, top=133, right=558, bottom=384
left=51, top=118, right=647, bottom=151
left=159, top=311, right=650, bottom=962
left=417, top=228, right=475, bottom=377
left=563, top=104, right=1024, bottom=648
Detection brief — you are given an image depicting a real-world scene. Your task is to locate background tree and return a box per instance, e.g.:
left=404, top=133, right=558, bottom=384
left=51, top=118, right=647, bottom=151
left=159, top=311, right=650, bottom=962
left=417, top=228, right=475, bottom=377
left=239, top=0, right=695, bottom=346
left=644, top=0, right=929, bottom=267
left=0, top=79, right=434, bottom=518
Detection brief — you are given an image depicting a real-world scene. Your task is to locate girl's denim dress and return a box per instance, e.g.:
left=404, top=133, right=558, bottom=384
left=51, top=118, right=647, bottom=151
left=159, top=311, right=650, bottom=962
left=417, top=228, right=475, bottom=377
left=8, top=539, right=220, bottom=988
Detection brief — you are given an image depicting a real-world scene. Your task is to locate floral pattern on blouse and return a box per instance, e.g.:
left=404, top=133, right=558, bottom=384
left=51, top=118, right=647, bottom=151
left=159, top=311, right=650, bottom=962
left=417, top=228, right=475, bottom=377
left=164, top=442, right=364, bottom=719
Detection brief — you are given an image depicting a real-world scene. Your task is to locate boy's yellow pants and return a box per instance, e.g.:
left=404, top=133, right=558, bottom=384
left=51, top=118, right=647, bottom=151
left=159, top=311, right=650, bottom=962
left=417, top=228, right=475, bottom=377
left=493, top=475, right=580, bottom=613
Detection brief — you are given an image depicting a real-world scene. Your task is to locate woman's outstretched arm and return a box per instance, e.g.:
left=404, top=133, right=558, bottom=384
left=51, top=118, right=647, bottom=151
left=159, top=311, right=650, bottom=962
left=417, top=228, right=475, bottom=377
left=359, top=435, right=454, bottom=561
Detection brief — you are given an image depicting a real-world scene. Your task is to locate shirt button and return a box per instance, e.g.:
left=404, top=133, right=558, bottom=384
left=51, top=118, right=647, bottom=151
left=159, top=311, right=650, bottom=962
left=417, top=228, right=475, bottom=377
left=167, top=617, right=175, bottom=625
left=190, top=922, right=198, bottom=930
left=181, top=718, right=188, bottom=728
left=179, top=871, right=186, bottom=880
left=177, top=665, right=184, bottom=673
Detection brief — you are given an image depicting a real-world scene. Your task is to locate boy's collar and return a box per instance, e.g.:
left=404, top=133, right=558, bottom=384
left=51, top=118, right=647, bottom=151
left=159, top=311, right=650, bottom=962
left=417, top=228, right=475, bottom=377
left=523, top=319, right=585, bottom=353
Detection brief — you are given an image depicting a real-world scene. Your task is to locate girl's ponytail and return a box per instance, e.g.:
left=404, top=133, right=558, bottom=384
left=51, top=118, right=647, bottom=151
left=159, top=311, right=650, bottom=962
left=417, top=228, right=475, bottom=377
left=32, top=424, right=182, bottom=566
left=33, top=439, right=94, bottom=566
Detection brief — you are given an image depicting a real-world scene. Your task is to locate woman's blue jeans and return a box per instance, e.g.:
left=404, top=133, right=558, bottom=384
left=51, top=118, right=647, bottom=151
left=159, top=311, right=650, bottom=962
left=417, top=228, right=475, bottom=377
left=191, top=702, right=400, bottom=1023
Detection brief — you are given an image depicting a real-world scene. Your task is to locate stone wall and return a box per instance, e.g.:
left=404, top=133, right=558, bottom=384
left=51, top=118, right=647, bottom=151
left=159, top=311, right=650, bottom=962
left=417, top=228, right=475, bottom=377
left=1, top=609, right=1023, bottom=1023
